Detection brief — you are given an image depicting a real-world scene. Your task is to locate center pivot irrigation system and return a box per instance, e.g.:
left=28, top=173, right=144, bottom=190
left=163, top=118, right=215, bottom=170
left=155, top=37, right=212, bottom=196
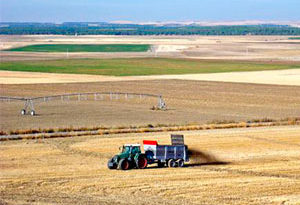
left=0, top=92, right=167, bottom=116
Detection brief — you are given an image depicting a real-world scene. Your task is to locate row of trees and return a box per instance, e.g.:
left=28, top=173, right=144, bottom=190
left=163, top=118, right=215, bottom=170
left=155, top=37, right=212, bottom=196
left=1, top=23, right=300, bottom=35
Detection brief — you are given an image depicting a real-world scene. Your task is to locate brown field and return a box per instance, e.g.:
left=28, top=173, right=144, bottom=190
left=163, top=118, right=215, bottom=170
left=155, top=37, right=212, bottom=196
left=1, top=35, right=300, bottom=61
left=1, top=126, right=300, bottom=204
left=1, top=80, right=300, bottom=132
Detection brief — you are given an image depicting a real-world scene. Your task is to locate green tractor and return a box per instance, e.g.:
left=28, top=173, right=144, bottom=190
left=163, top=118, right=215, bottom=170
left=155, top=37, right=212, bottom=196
left=107, top=144, right=148, bottom=170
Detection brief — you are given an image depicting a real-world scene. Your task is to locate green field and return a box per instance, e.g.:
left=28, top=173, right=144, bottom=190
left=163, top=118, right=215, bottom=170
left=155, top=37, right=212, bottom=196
left=5, top=44, right=150, bottom=52
left=0, top=58, right=299, bottom=76
left=289, top=37, right=300, bottom=40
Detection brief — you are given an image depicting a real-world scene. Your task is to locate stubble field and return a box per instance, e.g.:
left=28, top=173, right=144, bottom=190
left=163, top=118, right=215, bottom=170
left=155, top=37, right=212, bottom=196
left=1, top=126, right=300, bottom=204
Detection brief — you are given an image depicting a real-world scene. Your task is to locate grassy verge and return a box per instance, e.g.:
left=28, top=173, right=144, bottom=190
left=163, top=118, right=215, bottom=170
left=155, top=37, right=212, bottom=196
left=5, top=44, right=150, bottom=52
left=289, top=37, right=300, bottom=40
left=1, top=58, right=299, bottom=76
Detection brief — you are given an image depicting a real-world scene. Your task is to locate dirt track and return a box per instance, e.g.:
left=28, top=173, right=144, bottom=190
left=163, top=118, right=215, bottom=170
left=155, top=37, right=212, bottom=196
left=1, top=126, right=299, bottom=204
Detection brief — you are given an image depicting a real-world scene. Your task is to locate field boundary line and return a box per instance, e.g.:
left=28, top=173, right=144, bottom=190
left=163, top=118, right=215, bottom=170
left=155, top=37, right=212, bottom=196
left=1, top=120, right=300, bottom=141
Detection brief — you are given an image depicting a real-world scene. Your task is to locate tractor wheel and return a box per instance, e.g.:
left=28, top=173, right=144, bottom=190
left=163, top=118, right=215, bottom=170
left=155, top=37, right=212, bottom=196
left=157, top=161, right=165, bottom=168
left=118, top=159, right=130, bottom=170
left=167, top=159, right=176, bottom=168
left=107, top=158, right=117, bottom=169
left=136, top=156, right=148, bottom=169
left=177, top=159, right=184, bottom=167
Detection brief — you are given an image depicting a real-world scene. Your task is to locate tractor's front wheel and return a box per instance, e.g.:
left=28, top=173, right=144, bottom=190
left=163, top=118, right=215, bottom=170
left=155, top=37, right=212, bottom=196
left=118, top=159, right=130, bottom=170
left=107, top=158, right=117, bottom=169
left=136, top=156, right=148, bottom=169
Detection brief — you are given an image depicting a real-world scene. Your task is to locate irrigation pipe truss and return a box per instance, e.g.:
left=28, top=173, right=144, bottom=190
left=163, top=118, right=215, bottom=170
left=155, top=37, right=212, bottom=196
left=0, top=92, right=166, bottom=116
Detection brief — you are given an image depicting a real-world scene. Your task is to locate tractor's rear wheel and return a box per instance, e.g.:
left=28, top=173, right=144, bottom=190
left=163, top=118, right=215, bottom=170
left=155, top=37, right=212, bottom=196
left=118, top=159, right=130, bottom=170
left=167, top=159, right=176, bottom=167
left=136, top=156, right=148, bottom=169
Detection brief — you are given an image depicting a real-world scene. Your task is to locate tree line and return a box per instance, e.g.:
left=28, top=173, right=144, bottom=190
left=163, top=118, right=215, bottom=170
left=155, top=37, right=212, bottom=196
left=1, top=23, right=300, bottom=35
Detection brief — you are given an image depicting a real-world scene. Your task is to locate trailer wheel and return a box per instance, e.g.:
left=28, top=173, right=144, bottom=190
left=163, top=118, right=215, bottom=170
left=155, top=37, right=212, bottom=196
left=136, top=156, right=147, bottom=169
left=177, top=159, right=184, bottom=167
left=167, top=159, right=176, bottom=167
left=118, top=159, right=130, bottom=170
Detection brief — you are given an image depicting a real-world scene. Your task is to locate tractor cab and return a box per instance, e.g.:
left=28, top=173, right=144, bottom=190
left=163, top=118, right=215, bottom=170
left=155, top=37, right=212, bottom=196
left=119, top=144, right=141, bottom=155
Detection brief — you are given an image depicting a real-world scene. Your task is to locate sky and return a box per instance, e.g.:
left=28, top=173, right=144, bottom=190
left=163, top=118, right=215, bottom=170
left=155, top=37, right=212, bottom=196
left=0, top=0, right=299, bottom=23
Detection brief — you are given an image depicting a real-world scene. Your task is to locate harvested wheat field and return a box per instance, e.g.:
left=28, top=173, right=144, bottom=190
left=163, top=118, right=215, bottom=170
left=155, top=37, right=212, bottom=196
left=1, top=80, right=300, bottom=132
left=0, top=126, right=300, bottom=204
